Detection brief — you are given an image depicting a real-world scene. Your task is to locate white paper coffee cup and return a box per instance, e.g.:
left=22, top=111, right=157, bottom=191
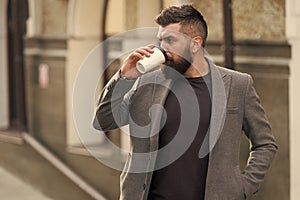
left=136, top=47, right=167, bottom=74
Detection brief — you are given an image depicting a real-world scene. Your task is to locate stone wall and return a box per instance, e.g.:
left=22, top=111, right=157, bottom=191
left=193, top=0, right=285, bottom=41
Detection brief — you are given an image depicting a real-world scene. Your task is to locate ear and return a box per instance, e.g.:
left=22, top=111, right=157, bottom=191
left=191, top=36, right=203, bottom=53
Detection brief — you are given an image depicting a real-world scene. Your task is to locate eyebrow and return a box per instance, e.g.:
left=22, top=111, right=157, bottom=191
left=157, top=32, right=178, bottom=40
left=158, top=35, right=175, bottom=41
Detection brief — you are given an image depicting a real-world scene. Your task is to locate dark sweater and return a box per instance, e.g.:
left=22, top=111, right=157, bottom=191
left=148, top=73, right=212, bottom=200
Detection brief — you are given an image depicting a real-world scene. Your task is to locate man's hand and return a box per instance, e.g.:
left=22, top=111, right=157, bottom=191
left=120, top=44, right=155, bottom=79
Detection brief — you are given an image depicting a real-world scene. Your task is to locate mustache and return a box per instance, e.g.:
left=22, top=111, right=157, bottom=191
left=165, top=54, right=172, bottom=62
left=165, top=50, right=192, bottom=64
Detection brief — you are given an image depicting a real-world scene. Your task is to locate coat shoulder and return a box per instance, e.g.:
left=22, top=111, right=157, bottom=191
left=217, top=66, right=251, bottom=84
left=216, top=66, right=253, bottom=96
left=217, top=66, right=249, bottom=78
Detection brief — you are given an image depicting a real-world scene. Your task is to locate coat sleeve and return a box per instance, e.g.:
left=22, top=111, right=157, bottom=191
left=242, top=75, right=278, bottom=199
left=92, top=70, right=139, bottom=131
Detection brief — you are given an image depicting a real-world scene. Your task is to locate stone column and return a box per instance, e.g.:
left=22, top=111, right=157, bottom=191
left=66, top=0, right=105, bottom=146
left=0, top=0, right=9, bottom=129
left=286, top=0, right=300, bottom=199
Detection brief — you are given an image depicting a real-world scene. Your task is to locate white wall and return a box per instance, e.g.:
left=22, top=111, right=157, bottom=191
left=286, top=0, right=300, bottom=199
left=0, top=0, right=9, bottom=129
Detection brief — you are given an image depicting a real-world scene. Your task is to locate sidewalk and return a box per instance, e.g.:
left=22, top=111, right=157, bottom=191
left=0, top=166, right=52, bottom=200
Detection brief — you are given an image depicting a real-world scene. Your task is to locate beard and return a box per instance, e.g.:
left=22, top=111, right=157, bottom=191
left=162, top=46, right=193, bottom=77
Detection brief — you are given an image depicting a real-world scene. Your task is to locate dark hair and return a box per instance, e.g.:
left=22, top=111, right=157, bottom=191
left=155, top=4, right=208, bottom=47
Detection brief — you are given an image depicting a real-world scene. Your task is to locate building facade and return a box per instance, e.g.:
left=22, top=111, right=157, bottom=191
left=0, top=0, right=298, bottom=199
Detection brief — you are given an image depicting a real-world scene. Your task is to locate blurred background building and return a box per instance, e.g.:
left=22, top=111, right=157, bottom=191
left=0, top=0, right=299, bottom=199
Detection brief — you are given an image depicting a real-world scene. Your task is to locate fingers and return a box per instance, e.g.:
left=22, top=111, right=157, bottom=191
left=121, top=44, right=156, bottom=78
left=146, top=44, right=156, bottom=49
left=126, top=45, right=155, bottom=64
left=133, top=46, right=155, bottom=58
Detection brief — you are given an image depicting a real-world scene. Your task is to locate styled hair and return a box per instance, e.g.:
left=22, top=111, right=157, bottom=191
left=155, top=4, right=208, bottom=47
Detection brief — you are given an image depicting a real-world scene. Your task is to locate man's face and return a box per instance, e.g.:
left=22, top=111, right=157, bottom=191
left=157, top=23, right=193, bottom=75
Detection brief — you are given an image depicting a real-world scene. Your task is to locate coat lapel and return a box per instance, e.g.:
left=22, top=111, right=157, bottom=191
left=198, top=60, right=231, bottom=158
left=147, top=71, right=173, bottom=150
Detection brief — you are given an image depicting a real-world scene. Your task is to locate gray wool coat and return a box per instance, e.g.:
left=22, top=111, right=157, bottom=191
left=93, top=59, right=277, bottom=200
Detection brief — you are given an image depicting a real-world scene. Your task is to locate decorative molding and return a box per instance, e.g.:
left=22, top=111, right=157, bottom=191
left=0, top=131, right=24, bottom=145
left=24, top=37, right=67, bottom=59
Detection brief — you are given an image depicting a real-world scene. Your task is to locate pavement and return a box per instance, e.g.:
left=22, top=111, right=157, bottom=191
left=0, top=166, right=53, bottom=200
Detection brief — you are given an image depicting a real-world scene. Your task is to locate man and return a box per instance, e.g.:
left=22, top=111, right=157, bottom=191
left=93, top=4, right=277, bottom=200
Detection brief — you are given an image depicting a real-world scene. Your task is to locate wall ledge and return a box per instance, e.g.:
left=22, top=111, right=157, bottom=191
left=0, top=130, right=24, bottom=145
